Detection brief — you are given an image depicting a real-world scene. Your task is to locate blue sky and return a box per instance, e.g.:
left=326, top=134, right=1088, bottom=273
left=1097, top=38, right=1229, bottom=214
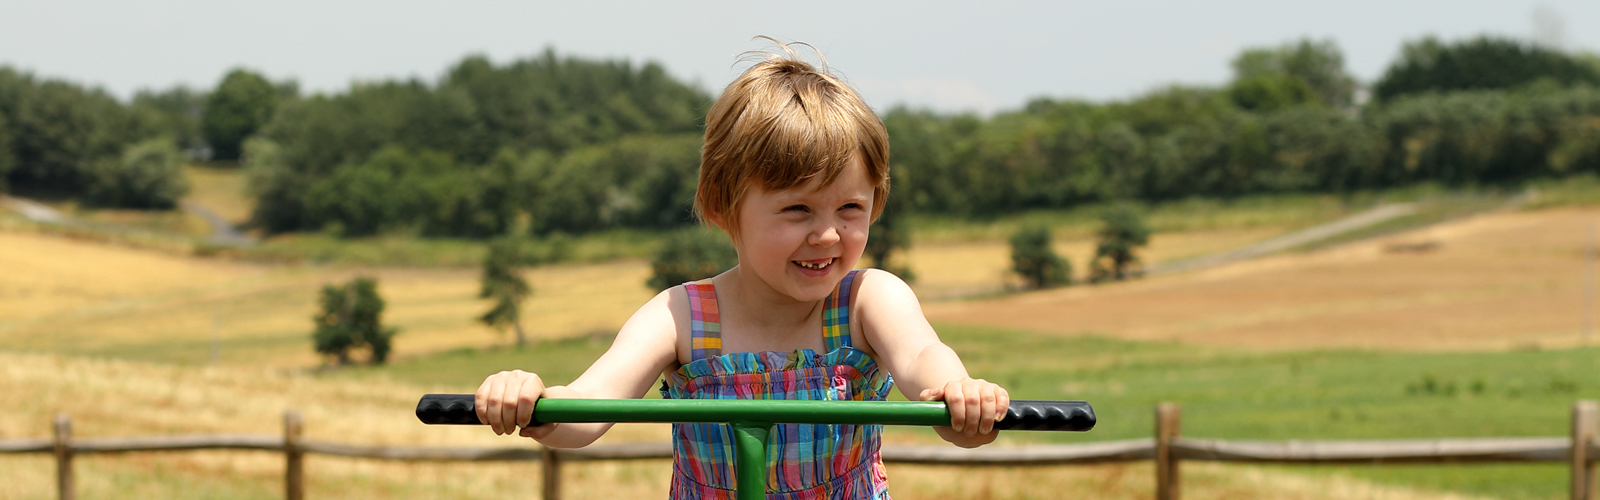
left=3, top=0, right=1597, bottom=114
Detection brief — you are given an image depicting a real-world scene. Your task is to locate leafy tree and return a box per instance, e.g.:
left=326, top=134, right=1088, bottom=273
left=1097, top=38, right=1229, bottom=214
left=312, top=277, right=397, bottom=365
left=863, top=171, right=914, bottom=281
left=1009, top=224, right=1069, bottom=289
left=1374, top=35, right=1600, bottom=102
left=132, top=86, right=207, bottom=155
left=479, top=238, right=532, bottom=347
left=1228, top=74, right=1319, bottom=113
left=1233, top=38, right=1358, bottom=108
left=1089, top=205, right=1150, bottom=283
left=85, top=137, right=190, bottom=208
left=203, top=69, right=279, bottom=161
left=648, top=228, right=737, bottom=291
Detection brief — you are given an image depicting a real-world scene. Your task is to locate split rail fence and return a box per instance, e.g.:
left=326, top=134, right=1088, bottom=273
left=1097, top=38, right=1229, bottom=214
left=2, top=401, right=1595, bottom=500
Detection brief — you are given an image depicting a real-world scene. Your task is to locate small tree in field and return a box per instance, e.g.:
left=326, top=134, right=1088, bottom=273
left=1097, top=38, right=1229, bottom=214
left=479, top=238, right=532, bottom=347
left=1010, top=224, right=1070, bottom=290
left=648, top=228, right=738, bottom=291
left=312, top=277, right=397, bottom=365
left=1089, top=205, right=1151, bottom=283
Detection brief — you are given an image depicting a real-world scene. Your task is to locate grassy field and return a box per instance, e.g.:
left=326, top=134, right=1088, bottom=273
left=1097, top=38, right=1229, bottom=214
left=927, top=206, right=1600, bottom=351
left=4, top=338, right=1561, bottom=500
left=329, top=324, right=1598, bottom=500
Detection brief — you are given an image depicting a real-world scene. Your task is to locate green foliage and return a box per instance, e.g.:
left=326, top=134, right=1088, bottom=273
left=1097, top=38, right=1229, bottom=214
left=647, top=228, right=737, bottom=291
left=863, top=172, right=914, bottom=281
left=1089, top=205, right=1150, bottom=282
left=478, top=237, right=532, bottom=346
left=85, top=137, right=190, bottom=208
left=312, top=277, right=397, bottom=365
left=1009, top=224, right=1070, bottom=289
left=246, top=51, right=708, bottom=237
left=1228, top=74, right=1318, bottom=113
left=1232, top=38, right=1357, bottom=108
left=132, top=86, right=207, bottom=155
left=202, top=69, right=280, bottom=160
left=0, top=67, right=158, bottom=196
left=1375, top=35, right=1600, bottom=102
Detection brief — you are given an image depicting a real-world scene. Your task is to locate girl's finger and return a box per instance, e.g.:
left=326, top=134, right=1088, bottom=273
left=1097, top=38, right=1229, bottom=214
left=485, top=374, right=508, bottom=434
left=963, top=380, right=983, bottom=436
left=498, top=375, right=521, bottom=436
left=474, top=377, right=493, bottom=427
left=996, top=386, right=1011, bottom=423
left=978, top=383, right=998, bottom=434
left=515, top=375, right=541, bottom=429
left=945, top=382, right=967, bottom=432
left=919, top=387, right=943, bottom=401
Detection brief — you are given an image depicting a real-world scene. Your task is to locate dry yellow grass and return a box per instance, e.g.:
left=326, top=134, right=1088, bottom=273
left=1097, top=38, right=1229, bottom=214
left=184, top=164, right=254, bottom=225
left=906, top=227, right=1281, bottom=300
left=0, top=352, right=1481, bottom=500
left=0, top=230, right=655, bottom=368
left=926, top=207, right=1600, bottom=351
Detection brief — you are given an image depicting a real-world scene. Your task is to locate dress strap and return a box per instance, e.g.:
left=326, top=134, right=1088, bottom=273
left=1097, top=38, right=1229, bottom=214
left=822, top=269, right=863, bottom=352
left=684, top=279, right=721, bottom=359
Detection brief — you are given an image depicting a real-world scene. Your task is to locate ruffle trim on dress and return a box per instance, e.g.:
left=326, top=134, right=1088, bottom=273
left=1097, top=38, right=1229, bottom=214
left=661, top=347, right=893, bottom=400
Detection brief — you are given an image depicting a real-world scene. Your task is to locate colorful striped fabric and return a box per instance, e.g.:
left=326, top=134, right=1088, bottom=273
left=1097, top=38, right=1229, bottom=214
left=660, top=270, right=894, bottom=500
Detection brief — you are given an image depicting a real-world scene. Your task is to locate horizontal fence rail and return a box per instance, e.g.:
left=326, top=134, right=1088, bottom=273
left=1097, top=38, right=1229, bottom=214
left=4, top=401, right=1596, bottom=500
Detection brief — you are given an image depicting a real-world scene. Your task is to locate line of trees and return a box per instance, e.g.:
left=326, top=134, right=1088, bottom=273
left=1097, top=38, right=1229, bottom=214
left=6, top=36, right=1598, bottom=237
left=886, top=36, right=1600, bottom=218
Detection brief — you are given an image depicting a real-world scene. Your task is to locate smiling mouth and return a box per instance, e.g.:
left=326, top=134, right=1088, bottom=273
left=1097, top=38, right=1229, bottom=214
left=793, top=258, right=836, bottom=271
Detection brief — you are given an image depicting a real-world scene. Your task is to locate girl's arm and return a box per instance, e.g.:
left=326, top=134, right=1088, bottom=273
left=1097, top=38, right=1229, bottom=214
left=476, top=288, right=679, bottom=448
left=856, top=270, right=1010, bottom=448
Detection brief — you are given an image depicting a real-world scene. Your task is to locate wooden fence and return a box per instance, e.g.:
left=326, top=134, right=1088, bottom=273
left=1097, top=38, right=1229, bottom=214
left=2, top=401, right=1595, bottom=500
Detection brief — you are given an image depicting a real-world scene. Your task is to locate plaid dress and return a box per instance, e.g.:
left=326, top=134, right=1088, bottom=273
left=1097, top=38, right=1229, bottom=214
left=659, top=269, right=893, bottom=499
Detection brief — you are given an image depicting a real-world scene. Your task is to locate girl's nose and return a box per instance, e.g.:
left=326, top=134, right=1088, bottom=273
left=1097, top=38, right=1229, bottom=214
left=810, top=224, right=841, bottom=247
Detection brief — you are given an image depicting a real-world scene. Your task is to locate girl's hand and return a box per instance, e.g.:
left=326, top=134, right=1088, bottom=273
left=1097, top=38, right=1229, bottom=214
left=919, top=377, right=1009, bottom=446
left=475, top=370, right=559, bottom=439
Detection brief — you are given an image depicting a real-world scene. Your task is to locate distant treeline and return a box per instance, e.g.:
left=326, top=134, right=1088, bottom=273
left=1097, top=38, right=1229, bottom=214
left=2, top=36, right=1599, bottom=235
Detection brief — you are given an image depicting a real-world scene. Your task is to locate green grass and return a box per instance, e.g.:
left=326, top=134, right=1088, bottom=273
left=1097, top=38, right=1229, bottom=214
left=1525, top=173, right=1600, bottom=209
left=215, top=228, right=669, bottom=267
left=339, top=324, right=1600, bottom=499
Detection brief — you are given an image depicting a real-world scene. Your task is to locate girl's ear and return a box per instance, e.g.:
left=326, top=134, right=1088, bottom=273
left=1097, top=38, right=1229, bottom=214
left=703, top=210, right=727, bottom=231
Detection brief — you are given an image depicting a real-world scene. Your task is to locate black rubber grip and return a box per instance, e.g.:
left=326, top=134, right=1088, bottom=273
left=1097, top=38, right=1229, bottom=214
left=992, top=400, right=1096, bottom=431
left=416, top=394, right=481, bottom=425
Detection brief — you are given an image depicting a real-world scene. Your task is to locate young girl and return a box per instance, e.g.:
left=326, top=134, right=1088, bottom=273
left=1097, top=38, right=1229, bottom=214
left=477, top=44, right=1010, bottom=499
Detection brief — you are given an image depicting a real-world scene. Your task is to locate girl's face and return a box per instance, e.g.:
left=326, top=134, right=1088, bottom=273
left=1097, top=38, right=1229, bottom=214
left=728, top=155, right=874, bottom=302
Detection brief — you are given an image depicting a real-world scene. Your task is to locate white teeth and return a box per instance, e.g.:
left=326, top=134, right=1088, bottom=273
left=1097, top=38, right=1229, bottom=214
left=796, top=259, right=832, bottom=269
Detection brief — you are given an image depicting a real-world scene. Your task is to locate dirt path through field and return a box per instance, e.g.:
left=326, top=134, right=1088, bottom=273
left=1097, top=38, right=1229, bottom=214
left=925, top=207, right=1600, bottom=351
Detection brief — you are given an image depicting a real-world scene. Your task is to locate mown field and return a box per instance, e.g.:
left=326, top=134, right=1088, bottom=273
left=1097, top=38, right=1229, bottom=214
left=4, top=171, right=1600, bottom=499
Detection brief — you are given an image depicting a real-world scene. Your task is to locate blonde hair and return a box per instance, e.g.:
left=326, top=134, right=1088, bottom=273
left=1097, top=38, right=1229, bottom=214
left=695, top=40, right=891, bottom=239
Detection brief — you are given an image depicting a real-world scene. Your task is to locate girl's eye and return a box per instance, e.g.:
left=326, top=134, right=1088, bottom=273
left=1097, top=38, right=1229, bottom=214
left=840, top=203, right=864, bottom=211
left=783, top=205, right=809, bottom=213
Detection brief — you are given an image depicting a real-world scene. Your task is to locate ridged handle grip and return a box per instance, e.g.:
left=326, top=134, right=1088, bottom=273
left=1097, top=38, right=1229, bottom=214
left=416, top=394, right=481, bottom=425
left=992, top=400, right=1096, bottom=431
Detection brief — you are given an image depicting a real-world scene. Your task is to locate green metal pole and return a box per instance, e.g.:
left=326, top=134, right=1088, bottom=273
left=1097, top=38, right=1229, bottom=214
left=532, top=399, right=950, bottom=427
left=733, top=421, right=771, bottom=500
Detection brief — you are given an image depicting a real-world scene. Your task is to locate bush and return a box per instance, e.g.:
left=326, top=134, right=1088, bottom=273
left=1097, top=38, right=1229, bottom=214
left=1089, top=205, right=1150, bottom=283
left=647, top=228, right=737, bottom=291
left=1375, top=35, right=1600, bottom=102
left=312, top=277, right=398, bottom=365
left=85, top=137, right=190, bottom=208
left=1009, top=224, right=1070, bottom=289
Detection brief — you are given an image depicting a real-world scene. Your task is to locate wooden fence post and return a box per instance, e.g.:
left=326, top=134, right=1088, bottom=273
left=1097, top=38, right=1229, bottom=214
left=54, top=414, right=73, bottom=500
left=1156, top=403, right=1181, bottom=500
left=285, top=411, right=304, bottom=500
left=1576, top=400, right=1598, bottom=500
left=542, top=447, right=562, bottom=500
